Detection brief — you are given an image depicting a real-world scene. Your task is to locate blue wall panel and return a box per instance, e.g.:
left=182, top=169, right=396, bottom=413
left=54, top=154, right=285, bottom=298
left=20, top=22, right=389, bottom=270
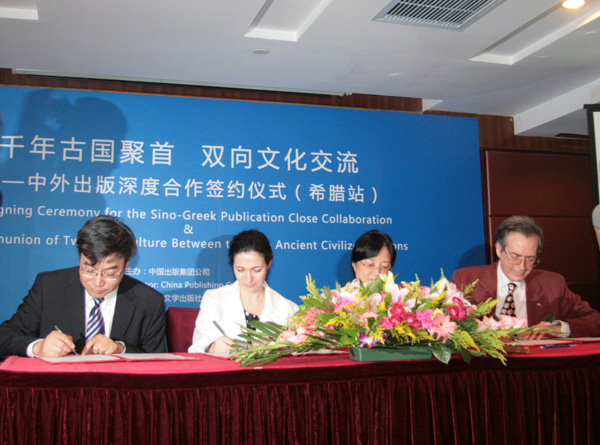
left=0, top=86, right=485, bottom=322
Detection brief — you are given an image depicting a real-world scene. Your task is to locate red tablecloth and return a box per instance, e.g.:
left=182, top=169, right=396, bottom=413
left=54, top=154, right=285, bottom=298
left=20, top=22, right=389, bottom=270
left=1, top=344, right=600, bottom=444
left=2, top=342, right=597, bottom=375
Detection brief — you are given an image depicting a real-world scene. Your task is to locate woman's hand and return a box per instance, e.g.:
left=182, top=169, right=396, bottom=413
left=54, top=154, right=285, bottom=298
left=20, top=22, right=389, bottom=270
left=209, top=336, right=234, bottom=353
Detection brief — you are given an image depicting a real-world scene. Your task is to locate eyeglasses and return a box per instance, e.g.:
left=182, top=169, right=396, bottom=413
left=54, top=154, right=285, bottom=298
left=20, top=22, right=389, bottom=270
left=79, top=267, right=123, bottom=281
left=502, top=250, right=539, bottom=267
left=359, top=260, right=392, bottom=274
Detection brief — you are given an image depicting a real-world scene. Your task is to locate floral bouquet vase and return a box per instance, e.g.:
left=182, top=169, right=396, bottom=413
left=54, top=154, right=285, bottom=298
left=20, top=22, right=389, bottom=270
left=231, top=271, right=535, bottom=367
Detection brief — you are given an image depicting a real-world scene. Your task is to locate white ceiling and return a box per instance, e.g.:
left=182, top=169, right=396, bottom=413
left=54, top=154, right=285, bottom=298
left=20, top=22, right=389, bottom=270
left=1, top=0, right=599, bottom=138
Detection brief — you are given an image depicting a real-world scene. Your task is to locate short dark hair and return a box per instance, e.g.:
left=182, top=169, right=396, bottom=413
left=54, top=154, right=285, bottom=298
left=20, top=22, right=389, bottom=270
left=351, top=230, right=396, bottom=266
left=228, top=230, right=273, bottom=266
left=76, top=215, right=137, bottom=265
left=495, top=215, right=543, bottom=255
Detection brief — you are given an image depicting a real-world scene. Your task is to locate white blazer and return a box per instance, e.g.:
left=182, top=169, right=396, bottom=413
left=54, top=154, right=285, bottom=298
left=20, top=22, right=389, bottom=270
left=188, top=281, right=299, bottom=353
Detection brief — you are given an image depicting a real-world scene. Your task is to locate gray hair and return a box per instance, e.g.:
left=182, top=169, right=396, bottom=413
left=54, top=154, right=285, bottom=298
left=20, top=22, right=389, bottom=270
left=495, top=215, right=543, bottom=255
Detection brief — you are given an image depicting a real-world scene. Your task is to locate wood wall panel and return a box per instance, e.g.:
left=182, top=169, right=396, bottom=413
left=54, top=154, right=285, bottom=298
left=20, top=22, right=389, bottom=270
left=539, top=217, right=597, bottom=281
left=486, top=149, right=597, bottom=305
left=427, top=110, right=590, bottom=154
left=486, top=151, right=594, bottom=217
left=569, top=283, right=600, bottom=310
left=0, top=69, right=422, bottom=112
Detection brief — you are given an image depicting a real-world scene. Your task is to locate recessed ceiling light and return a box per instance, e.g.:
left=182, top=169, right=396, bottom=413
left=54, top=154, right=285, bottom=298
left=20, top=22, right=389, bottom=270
left=253, top=48, right=269, bottom=55
left=562, top=0, right=585, bottom=9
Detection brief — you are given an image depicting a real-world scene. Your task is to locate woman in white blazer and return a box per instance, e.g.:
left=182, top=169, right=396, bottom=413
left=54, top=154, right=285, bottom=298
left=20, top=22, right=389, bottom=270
left=188, top=230, right=299, bottom=354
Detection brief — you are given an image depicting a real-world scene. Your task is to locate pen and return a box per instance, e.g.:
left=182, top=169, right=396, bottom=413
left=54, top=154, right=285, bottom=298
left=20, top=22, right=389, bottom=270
left=540, top=344, right=577, bottom=349
left=54, top=325, right=78, bottom=354
left=213, top=320, right=228, bottom=337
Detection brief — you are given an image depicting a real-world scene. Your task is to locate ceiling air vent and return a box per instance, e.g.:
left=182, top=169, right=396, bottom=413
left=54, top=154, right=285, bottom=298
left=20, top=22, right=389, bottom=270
left=373, top=0, right=506, bottom=30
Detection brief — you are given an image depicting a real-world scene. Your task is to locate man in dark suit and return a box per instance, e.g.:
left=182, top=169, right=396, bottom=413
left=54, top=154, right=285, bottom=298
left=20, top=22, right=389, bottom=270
left=0, top=215, right=166, bottom=358
left=452, top=215, right=600, bottom=339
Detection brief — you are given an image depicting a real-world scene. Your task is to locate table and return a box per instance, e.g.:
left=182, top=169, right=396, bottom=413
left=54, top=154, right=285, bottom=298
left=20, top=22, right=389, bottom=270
left=2, top=343, right=600, bottom=444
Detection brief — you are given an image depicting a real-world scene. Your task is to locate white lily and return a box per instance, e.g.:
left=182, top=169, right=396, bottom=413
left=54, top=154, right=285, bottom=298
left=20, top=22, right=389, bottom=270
left=381, top=271, right=396, bottom=293
left=433, top=277, right=449, bottom=292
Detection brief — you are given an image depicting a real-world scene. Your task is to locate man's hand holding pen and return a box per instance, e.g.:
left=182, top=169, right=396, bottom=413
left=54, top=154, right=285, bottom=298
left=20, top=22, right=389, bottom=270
left=32, top=327, right=125, bottom=357
left=32, top=329, right=76, bottom=358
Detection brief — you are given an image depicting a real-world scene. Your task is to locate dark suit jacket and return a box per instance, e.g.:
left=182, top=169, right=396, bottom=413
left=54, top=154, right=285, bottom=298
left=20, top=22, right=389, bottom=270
left=451, top=262, right=600, bottom=337
left=0, top=267, right=166, bottom=358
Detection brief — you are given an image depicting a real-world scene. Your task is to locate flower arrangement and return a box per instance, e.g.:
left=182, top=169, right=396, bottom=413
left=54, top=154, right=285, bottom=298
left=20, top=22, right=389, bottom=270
left=230, top=271, right=533, bottom=367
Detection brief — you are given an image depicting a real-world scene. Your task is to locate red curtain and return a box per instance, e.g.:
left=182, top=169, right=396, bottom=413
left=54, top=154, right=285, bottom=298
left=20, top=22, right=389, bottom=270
left=2, top=356, right=600, bottom=444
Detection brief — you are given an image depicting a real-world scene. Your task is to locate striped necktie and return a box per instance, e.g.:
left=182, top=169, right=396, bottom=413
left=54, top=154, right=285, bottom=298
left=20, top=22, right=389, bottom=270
left=501, top=282, right=517, bottom=317
left=86, top=297, right=105, bottom=342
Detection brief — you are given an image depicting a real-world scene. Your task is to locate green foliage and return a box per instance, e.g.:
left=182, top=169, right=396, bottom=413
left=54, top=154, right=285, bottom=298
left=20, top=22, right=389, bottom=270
left=431, top=343, right=453, bottom=364
left=230, top=272, right=539, bottom=367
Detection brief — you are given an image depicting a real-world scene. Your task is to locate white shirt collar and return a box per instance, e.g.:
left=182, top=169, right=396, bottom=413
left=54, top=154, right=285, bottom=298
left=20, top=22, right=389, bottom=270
left=496, top=264, right=524, bottom=289
left=86, top=288, right=118, bottom=303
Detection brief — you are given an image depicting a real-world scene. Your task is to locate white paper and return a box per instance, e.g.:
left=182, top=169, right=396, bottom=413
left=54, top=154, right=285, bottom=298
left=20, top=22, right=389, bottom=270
left=37, top=352, right=199, bottom=363
left=38, top=354, right=122, bottom=363
left=112, top=353, right=198, bottom=360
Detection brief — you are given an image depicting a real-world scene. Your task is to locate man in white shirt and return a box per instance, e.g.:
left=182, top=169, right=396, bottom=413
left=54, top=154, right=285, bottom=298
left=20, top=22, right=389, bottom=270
left=451, top=215, right=600, bottom=339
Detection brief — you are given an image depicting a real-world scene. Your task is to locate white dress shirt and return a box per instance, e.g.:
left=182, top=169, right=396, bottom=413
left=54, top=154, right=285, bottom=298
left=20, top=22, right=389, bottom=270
left=27, top=289, right=120, bottom=357
left=495, top=263, right=569, bottom=336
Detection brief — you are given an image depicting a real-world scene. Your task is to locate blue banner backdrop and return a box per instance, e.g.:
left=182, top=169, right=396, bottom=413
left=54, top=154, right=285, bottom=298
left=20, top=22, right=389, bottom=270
left=0, top=86, right=485, bottom=322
